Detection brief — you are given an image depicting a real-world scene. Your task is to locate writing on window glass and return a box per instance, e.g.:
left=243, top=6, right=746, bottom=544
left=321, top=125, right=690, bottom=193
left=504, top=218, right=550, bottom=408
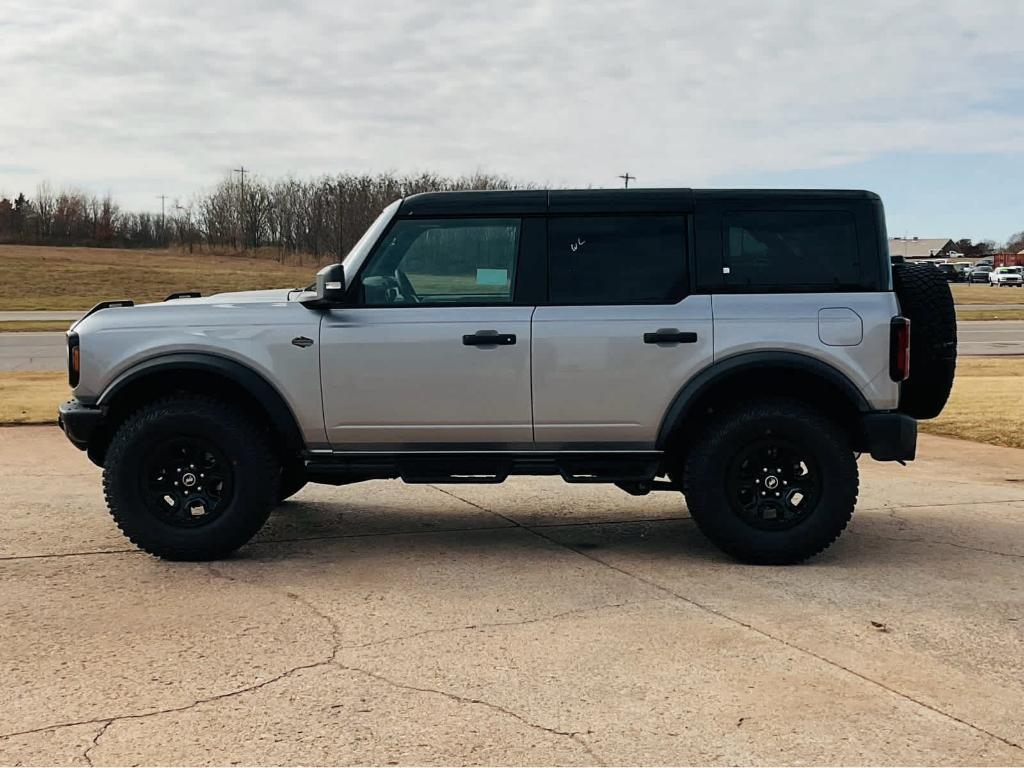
left=569, top=236, right=586, bottom=252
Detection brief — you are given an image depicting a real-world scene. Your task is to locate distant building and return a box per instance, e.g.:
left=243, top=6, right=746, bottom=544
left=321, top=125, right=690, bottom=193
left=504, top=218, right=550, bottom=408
left=888, top=237, right=955, bottom=259
left=993, top=252, right=1024, bottom=268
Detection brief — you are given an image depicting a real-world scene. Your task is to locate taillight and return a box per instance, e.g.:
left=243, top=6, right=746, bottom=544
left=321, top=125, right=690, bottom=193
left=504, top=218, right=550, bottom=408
left=890, top=317, right=910, bottom=382
left=67, top=332, right=80, bottom=387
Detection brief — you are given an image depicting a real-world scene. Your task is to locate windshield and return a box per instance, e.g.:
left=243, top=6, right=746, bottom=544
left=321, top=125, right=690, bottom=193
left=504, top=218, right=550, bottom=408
left=342, top=199, right=401, bottom=281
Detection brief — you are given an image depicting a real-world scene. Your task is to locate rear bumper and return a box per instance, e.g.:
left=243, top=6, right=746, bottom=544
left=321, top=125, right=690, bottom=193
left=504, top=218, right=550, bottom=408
left=861, top=412, right=917, bottom=462
left=57, top=399, right=105, bottom=451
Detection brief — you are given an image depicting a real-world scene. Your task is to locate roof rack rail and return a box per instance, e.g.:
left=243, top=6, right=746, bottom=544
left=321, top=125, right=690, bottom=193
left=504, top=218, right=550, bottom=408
left=164, top=291, right=202, bottom=301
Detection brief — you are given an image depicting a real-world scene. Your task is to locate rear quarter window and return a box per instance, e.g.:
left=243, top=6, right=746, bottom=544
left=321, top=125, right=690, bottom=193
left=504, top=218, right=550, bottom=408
left=722, top=210, right=862, bottom=292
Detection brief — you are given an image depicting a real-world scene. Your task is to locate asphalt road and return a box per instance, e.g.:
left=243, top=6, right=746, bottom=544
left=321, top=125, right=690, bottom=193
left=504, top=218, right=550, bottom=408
left=1, top=426, right=1023, bottom=765
left=2, top=321, right=1022, bottom=373
left=958, top=320, right=1024, bottom=356
left=0, top=332, right=67, bottom=371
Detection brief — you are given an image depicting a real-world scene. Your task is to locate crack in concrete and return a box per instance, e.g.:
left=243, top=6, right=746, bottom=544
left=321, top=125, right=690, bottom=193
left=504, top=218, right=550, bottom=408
left=433, top=486, right=1024, bottom=755
left=0, top=654, right=340, bottom=744
left=0, top=563, right=613, bottom=765
left=338, top=597, right=665, bottom=652
left=0, top=567, right=343, bottom=745
left=335, top=662, right=603, bottom=765
left=864, top=533, right=1024, bottom=560
left=0, top=547, right=138, bottom=563
left=0, top=516, right=690, bottom=564
left=214, top=561, right=609, bottom=763
left=82, top=720, right=111, bottom=767
left=860, top=497, right=1024, bottom=512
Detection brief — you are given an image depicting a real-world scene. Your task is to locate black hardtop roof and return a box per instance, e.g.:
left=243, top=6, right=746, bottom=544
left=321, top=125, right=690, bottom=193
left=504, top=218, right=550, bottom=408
left=398, top=188, right=881, bottom=216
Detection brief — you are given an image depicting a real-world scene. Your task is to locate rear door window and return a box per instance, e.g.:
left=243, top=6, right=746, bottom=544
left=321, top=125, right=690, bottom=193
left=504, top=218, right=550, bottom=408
left=723, top=210, right=861, bottom=291
left=547, top=216, right=687, bottom=304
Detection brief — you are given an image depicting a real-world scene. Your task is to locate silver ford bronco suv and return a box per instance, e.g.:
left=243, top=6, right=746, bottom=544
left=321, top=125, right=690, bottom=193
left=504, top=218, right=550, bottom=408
left=58, top=189, right=957, bottom=564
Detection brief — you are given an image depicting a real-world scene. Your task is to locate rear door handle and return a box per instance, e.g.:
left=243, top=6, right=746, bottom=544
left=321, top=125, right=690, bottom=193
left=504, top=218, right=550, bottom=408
left=643, top=329, right=698, bottom=344
left=463, top=330, right=516, bottom=346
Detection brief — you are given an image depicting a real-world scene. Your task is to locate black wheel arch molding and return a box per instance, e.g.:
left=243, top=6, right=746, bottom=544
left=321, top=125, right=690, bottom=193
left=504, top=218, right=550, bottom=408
left=651, top=352, right=917, bottom=460
left=66, top=352, right=307, bottom=465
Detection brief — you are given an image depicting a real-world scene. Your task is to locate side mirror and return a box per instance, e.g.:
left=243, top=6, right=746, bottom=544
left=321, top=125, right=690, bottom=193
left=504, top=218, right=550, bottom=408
left=300, top=263, right=346, bottom=308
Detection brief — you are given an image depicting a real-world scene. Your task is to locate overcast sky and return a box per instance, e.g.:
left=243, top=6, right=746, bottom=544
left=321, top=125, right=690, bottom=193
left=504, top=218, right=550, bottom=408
left=2, top=0, right=1023, bottom=241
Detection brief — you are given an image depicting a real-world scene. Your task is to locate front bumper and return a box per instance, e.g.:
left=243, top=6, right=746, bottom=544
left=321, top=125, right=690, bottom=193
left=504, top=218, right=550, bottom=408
left=57, top=399, right=105, bottom=451
left=861, top=412, right=917, bottom=462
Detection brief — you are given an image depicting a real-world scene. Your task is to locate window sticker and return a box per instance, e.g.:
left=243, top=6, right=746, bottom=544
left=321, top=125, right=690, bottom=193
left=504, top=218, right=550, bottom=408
left=476, top=268, right=509, bottom=286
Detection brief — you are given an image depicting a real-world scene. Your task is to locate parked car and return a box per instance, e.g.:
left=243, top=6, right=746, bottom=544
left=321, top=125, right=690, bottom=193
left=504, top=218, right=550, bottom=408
left=989, top=266, right=1024, bottom=287
left=968, top=265, right=993, bottom=283
left=59, top=188, right=957, bottom=565
left=935, top=263, right=963, bottom=282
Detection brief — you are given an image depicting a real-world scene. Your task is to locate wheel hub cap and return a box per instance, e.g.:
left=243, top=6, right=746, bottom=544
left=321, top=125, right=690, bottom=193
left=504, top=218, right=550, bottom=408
left=725, top=437, right=823, bottom=531
left=142, top=436, right=234, bottom=528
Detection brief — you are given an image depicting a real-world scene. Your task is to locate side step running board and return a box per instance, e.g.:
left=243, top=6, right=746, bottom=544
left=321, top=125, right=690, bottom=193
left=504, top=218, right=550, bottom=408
left=305, top=452, right=664, bottom=488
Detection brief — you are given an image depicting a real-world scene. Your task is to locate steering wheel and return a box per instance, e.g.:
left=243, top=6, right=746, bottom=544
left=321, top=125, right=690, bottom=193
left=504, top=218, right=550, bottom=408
left=393, top=268, right=420, bottom=304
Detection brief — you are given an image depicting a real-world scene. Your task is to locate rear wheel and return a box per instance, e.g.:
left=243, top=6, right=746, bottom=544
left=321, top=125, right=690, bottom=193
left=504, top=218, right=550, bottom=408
left=103, top=396, right=279, bottom=560
left=682, top=399, right=858, bottom=564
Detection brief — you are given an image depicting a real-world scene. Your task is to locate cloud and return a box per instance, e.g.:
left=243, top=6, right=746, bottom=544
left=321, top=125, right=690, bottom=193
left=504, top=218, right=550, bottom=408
left=1, top=0, right=1022, bottom=210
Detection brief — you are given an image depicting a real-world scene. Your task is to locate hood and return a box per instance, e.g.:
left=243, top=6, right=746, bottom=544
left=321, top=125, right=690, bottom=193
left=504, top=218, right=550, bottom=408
left=72, top=287, right=311, bottom=333
left=140, top=288, right=298, bottom=307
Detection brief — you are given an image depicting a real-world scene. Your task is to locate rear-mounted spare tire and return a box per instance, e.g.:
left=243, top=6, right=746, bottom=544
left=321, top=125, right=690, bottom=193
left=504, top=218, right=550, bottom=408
left=892, top=262, right=957, bottom=419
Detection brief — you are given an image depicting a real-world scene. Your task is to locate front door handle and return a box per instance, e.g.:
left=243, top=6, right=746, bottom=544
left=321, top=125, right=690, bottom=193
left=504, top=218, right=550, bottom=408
left=643, top=329, right=698, bottom=344
left=463, top=330, right=517, bottom=346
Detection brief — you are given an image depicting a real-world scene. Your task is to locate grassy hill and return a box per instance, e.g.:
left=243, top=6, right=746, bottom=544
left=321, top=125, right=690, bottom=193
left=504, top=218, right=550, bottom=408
left=0, top=245, right=320, bottom=310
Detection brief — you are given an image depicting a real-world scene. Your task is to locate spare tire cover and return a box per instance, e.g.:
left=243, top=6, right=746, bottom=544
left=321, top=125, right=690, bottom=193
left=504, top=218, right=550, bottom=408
left=892, top=262, right=957, bottom=419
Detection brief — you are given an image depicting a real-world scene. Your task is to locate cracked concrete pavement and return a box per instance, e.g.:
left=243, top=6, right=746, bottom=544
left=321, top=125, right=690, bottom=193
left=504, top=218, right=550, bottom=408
left=1, top=426, right=1023, bottom=765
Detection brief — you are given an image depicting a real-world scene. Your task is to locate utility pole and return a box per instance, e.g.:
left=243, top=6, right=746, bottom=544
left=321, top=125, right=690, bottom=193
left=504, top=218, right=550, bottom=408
left=234, top=165, right=247, bottom=249
left=618, top=172, right=636, bottom=189
left=157, top=195, right=167, bottom=245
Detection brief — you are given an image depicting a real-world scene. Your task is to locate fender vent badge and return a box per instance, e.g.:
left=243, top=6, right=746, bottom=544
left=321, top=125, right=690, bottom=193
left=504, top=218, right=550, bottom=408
left=291, top=336, right=314, bottom=348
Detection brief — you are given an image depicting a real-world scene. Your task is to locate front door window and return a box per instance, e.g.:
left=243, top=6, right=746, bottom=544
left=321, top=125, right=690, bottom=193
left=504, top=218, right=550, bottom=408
left=360, top=218, right=520, bottom=305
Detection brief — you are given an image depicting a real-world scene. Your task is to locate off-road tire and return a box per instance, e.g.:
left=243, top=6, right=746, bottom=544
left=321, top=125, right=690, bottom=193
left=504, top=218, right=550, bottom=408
left=278, top=459, right=308, bottom=503
left=682, top=399, right=859, bottom=565
left=103, top=395, right=280, bottom=560
left=892, top=262, right=957, bottom=419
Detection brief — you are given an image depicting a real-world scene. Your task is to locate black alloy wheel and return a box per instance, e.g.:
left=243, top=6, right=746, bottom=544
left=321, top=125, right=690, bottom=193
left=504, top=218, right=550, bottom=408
left=142, top=436, right=235, bottom=527
left=725, top=438, right=822, bottom=531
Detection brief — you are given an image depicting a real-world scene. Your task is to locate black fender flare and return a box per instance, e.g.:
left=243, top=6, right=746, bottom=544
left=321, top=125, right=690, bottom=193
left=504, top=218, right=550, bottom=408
left=97, top=352, right=305, bottom=453
left=655, top=351, right=870, bottom=449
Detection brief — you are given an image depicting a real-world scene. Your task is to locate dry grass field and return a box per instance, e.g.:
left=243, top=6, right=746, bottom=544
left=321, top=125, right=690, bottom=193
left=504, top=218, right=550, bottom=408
left=950, top=283, right=1024, bottom=304
left=0, top=372, right=69, bottom=424
left=920, top=356, right=1024, bottom=449
left=0, top=244, right=318, bottom=310
left=4, top=358, right=1022, bottom=451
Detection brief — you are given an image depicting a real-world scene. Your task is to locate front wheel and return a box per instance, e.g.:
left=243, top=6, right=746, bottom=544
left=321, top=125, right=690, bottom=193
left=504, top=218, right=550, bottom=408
left=103, top=396, right=280, bottom=560
left=681, top=399, right=859, bottom=564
